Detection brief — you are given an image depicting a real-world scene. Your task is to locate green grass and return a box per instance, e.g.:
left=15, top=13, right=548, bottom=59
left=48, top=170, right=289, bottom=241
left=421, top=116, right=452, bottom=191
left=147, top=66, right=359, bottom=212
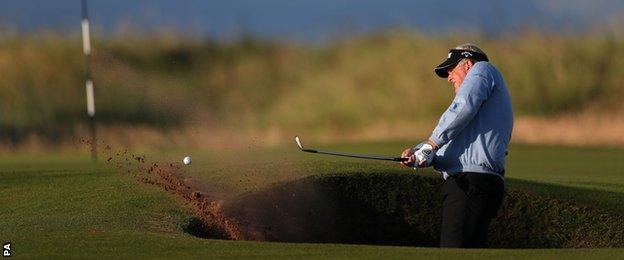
left=2, top=143, right=624, bottom=257
left=505, top=144, right=624, bottom=214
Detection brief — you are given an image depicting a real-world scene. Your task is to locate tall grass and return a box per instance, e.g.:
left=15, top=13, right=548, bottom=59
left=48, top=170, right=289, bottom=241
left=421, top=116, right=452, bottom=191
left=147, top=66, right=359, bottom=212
left=1, top=31, right=623, bottom=142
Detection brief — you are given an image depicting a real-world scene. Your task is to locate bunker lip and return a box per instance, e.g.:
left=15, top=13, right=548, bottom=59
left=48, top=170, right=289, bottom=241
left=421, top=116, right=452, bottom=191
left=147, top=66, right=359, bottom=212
left=220, top=175, right=437, bottom=245
left=100, top=144, right=624, bottom=248
left=217, top=174, right=624, bottom=248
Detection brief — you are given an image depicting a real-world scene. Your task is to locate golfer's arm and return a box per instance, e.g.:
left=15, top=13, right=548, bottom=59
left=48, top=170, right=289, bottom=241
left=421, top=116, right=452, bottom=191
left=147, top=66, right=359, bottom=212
left=429, top=98, right=477, bottom=147
left=429, top=74, right=491, bottom=147
left=426, top=139, right=439, bottom=149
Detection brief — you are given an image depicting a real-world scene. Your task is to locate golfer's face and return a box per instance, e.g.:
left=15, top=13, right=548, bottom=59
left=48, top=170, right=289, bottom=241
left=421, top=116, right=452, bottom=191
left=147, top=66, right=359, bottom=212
left=447, top=62, right=469, bottom=93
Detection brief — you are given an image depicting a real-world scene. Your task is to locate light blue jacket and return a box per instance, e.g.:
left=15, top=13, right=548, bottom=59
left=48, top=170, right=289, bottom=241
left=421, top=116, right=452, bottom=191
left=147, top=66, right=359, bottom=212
left=429, top=61, right=513, bottom=179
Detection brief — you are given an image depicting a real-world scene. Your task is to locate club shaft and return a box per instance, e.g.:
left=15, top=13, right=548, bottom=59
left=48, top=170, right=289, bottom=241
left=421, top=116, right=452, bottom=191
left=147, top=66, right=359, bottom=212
left=305, top=149, right=407, bottom=161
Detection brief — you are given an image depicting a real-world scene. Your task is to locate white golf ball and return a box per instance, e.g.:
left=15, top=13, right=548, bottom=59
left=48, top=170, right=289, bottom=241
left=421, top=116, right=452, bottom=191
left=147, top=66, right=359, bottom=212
left=183, top=156, right=192, bottom=165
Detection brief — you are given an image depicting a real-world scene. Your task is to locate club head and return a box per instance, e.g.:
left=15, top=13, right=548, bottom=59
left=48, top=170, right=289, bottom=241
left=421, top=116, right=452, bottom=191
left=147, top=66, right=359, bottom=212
left=295, top=136, right=304, bottom=150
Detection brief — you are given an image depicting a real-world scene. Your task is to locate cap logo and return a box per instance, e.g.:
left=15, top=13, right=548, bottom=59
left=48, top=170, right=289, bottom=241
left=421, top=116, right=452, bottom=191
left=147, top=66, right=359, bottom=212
left=447, top=52, right=452, bottom=58
left=461, top=51, right=472, bottom=57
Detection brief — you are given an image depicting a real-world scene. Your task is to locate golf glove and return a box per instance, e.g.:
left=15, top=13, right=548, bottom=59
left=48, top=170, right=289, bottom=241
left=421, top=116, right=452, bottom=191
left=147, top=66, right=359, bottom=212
left=413, top=143, right=435, bottom=167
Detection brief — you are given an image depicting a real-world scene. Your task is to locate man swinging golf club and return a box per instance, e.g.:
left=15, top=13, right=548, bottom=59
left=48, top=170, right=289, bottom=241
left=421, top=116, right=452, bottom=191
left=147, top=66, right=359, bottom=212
left=400, top=43, right=513, bottom=248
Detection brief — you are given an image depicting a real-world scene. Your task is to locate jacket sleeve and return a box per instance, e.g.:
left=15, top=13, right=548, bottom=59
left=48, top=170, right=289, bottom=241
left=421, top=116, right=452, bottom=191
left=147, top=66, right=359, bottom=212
left=429, top=68, right=494, bottom=147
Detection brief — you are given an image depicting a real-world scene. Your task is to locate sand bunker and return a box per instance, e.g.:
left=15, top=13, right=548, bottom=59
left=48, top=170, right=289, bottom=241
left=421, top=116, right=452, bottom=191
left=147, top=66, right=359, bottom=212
left=101, top=144, right=624, bottom=248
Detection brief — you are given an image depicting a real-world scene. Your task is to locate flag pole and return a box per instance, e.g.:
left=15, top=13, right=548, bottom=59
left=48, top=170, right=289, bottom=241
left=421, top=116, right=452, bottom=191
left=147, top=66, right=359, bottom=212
left=81, top=0, right=97, bottom=162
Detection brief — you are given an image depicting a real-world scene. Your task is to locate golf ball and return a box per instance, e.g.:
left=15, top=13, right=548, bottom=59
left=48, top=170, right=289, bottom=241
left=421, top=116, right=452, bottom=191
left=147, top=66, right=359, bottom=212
left=183, top=156, right=192, bottom=165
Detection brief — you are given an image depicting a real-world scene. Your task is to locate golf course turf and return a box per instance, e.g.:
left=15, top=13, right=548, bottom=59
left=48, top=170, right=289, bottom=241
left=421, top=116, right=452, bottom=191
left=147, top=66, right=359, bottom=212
left=2, top=142, right=624, bottom=258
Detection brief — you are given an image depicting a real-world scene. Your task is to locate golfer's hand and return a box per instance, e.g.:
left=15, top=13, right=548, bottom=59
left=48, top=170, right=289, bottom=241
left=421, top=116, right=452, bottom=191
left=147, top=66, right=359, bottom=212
left=413, top=143, right=435, bottom=167
left=400, top=148, right=416, bottom=167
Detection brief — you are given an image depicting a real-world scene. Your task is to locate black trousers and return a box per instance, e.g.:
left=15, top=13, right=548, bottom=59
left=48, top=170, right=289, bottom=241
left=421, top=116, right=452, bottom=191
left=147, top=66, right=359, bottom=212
left=440, top=172, right=504, bottom=248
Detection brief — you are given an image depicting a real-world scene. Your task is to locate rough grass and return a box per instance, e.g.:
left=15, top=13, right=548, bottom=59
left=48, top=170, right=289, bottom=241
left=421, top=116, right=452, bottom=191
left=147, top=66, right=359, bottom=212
left=2, top=143, right=624, bottom=257
left=2, top=32, right=624, bottom=145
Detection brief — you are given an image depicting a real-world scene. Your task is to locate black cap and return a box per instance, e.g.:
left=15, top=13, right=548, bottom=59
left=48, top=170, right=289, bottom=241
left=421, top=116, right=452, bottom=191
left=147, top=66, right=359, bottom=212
left=434, top=49, right=489, bottom=78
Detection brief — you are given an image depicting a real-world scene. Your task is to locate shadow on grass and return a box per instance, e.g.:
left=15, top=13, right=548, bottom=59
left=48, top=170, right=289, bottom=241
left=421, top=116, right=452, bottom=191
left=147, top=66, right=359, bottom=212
left=220, top=174, right=439, bottom=246
left=186, top=172, right=624, bottom=248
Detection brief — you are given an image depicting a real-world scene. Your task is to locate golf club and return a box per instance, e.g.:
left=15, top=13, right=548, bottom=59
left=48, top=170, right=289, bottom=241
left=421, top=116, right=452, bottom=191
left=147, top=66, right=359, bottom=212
left=295, top=136, right=408, bottom=162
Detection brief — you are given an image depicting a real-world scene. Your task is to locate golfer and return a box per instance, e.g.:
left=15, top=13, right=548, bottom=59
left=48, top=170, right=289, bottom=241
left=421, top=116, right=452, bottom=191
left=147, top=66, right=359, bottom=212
left=400, top=43, right=513, bottom=248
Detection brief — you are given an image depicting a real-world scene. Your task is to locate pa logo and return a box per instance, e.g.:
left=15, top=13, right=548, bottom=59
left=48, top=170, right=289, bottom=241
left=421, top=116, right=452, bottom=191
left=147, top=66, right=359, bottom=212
left=461, top=51, right=473, bottom=57
left=3, top=242, right=10, bottom=257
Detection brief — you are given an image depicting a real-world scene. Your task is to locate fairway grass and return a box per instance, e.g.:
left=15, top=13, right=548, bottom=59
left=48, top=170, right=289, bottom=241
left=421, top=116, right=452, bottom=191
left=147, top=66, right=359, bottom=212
left=2, top=143, right=624, bottom=258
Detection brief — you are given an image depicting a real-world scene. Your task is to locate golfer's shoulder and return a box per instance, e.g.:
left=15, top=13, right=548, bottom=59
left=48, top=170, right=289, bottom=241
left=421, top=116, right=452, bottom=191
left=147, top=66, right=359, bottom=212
left=469, top=61, right=501, bottom=83
left=471, top=61, right=496, bottom=76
